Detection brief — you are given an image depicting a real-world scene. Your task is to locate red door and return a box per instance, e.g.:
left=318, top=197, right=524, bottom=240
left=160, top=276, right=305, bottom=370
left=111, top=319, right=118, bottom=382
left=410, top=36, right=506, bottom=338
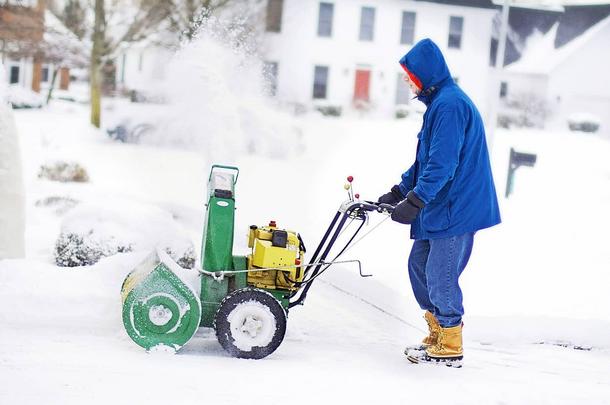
left=354, top=69, right=371, bottom=102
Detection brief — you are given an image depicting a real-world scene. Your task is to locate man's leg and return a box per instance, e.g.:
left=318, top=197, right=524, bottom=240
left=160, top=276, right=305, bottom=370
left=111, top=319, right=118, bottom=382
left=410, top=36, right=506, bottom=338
left=405, top=240, right=441, bottom=357
left=406, top=233, right=474, bottom=366
left=408, top=239, right=434, bottom=312
left=425, top=232, right=474, bottom=327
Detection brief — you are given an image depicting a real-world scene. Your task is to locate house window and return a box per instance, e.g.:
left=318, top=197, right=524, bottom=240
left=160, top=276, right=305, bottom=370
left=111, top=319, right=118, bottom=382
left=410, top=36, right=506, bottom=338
left=41, top=65, right=50, bottom=82
left=9, top=66, right=19, bottom=84
left=448, top=16, right=463, bottom=49
left=318, top=2, right=334, bottom=37
left=313, top=65, right=329, bottom=99
left=500, top=81, right=508, bottom=98
left=395, top=73, right=411, bottom=105
left=263, top=61, right=279, bottom=96
left=400, top=11, right=416, bottom=45
left=359, top=7, right=376, bottom=41
left=266, top=0, right=283, bottom=32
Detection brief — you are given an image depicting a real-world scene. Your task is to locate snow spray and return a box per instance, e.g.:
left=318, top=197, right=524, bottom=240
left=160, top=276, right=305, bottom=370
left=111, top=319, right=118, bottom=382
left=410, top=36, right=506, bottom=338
left=138, top=14, right=300, bottom=162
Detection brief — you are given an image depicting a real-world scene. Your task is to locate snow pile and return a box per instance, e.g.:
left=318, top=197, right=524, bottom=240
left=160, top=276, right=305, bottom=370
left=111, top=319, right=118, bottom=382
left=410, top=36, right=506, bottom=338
left=39, top=160, right=90, bottom=183
left=55, top=201, right=196, bottom=268
left=0, top=98, right=25, bottom=259
left=108, top=16, right=302, bottom=160
left=0, top=61, right=6, bottom=102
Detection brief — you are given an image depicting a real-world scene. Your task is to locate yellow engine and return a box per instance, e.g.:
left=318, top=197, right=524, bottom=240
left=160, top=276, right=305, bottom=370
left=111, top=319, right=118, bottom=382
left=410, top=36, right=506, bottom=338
left=246, top=221, right=305, bottom=291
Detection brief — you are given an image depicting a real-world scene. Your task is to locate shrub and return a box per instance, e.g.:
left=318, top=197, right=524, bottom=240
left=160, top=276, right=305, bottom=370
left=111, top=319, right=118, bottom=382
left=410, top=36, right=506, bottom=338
left=567, top=113, right=600, bottom=133
left=499, top=92, right=549, bottom=129
left=35, top=196, right=79, bottom=215
left=395, top=105, right=410, bottom=119
left=315, top=105, right=342, bottom=117
left=39, top=161, right=89, bottom=183
left=55, top=233, right=131, bottom=267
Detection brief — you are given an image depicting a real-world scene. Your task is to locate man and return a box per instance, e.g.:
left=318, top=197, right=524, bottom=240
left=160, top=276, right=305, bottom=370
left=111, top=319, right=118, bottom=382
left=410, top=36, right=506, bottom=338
left=378, top=38, right=500, bottom=366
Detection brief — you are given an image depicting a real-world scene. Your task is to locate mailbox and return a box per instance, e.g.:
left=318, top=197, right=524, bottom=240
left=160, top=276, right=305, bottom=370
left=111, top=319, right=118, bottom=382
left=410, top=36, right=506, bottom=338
left=505, top=148, right=537, bottom=198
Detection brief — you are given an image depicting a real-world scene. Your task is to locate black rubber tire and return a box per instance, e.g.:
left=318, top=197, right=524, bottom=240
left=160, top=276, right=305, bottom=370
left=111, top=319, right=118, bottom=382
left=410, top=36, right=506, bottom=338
left=214, top=288, right=287, bottom=359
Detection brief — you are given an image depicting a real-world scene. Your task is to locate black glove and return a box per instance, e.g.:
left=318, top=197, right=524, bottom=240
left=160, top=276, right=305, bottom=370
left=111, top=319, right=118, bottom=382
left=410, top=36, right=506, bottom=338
left=391, top=191, right=425, bottom=224
left=378, top=185, right=405, bottom=205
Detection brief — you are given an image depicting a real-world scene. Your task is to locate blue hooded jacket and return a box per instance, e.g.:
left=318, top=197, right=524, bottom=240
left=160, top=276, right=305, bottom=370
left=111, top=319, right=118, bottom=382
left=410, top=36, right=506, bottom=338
left=398, top=38, right=500, bottom=240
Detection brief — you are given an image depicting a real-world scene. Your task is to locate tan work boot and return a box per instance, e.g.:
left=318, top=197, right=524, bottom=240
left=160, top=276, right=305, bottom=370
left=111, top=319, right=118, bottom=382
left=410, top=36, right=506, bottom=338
left=421, top=311, right=440, bottom=347
left=407, top=323, right=464, bottom=367
left=404, top=311, right=440, bottom=357
left=425, top=324, right=463, bottom=366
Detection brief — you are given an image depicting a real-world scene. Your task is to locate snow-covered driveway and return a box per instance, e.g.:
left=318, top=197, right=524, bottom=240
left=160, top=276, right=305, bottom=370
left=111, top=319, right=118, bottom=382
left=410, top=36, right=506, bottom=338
left=1, top=103, right=609, bottom=404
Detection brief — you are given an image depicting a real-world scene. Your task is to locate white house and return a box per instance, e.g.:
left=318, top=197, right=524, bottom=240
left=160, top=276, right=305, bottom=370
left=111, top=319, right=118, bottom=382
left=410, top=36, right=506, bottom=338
left=503, top=15, right=610, bottom=132
left=262, top=0, right=498, bottom=118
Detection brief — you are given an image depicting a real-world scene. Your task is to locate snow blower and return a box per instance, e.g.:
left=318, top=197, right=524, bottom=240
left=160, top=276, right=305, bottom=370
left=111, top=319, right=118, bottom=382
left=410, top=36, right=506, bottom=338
left=121, top=164, right=394, bottom=359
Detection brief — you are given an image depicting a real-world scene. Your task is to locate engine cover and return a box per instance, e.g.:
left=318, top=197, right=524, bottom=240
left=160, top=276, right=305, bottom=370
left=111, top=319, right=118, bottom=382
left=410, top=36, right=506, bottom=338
left=246, top=223, right=305, bottom=291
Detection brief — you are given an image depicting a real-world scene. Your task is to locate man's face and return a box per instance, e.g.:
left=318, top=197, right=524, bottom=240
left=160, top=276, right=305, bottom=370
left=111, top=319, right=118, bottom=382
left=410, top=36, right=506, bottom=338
left=403, top=74, right=421, bottom=95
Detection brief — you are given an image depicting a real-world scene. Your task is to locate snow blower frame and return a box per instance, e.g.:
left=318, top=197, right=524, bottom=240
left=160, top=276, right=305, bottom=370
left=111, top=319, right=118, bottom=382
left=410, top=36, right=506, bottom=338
left=121, top=165, right=394, bottom=359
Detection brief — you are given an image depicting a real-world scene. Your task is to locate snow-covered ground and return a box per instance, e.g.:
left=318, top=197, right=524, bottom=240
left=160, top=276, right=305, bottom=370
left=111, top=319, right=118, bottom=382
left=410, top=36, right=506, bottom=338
left=1, top=100, right=610, bottom=404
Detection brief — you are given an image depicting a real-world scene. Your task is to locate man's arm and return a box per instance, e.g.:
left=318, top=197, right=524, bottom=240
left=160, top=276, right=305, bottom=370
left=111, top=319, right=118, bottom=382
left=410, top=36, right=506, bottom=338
left=398, top=162, right=416, bottom=196
left=412, top=108, right=465, bottom=204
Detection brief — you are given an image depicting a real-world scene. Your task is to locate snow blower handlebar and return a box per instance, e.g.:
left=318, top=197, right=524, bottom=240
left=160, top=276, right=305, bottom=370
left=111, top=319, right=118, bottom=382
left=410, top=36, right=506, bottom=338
left=288, top=178, right=395, bottom=308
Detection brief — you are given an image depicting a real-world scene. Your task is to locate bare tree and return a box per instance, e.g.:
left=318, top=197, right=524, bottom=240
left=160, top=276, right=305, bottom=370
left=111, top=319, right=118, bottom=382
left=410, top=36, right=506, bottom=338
left=59, top=0, right=87, bottom=40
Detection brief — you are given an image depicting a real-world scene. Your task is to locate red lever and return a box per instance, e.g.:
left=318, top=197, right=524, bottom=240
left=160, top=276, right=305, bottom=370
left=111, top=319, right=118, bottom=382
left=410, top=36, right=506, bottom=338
left=355, top=193, right=360, bottom=199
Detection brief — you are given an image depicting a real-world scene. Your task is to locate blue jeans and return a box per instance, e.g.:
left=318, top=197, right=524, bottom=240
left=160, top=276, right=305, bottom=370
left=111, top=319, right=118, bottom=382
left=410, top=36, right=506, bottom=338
left=408, top=233, right=474, bottom=327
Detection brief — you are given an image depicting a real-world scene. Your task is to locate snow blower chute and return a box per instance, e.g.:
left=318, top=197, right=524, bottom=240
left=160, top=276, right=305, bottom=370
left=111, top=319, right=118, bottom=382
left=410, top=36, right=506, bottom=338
left=121, top=165, right=394, bottom=358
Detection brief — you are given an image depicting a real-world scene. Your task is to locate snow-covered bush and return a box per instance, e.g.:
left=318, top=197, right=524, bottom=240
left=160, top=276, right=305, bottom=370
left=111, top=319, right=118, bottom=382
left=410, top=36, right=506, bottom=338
left=35, top=196, right=79, bottom=215
left=315, top=105, right=343, bottom=117
left=39, top=161, right=90, bottom=183
left=7, top=85, right=44, bottom=109
left=55, top=232, right=132, bottom=267
left=395, top=104, right=410, bottom=119
left=54, top=202, right=196, bottom=268
left=499, top=92, right=549, bottom=129
left=567, top=113, right=600, bottom=133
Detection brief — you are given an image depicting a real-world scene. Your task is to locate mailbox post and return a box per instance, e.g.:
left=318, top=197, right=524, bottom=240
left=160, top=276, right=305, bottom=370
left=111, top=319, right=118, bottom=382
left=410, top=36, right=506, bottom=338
left=505, top=148, right=537, bottom=198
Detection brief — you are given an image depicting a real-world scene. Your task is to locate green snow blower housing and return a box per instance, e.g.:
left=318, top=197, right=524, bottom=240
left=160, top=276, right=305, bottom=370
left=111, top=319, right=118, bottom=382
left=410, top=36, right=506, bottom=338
left=121, top=164, right=393, bottom=359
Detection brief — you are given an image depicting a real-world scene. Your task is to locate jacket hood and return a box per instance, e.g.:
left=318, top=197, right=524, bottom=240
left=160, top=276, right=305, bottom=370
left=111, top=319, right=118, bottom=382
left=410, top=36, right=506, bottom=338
left=399, top=38, right=452, bottom=91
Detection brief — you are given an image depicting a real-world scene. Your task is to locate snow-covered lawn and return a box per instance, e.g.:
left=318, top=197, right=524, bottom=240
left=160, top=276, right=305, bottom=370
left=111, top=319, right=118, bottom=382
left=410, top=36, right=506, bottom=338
left=1, top=101, right=609, bottom=404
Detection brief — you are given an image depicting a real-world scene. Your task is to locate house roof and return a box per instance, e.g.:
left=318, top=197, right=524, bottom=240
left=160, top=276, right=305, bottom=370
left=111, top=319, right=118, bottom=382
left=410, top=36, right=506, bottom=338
left=506, top=14, right=610, bottom=73
left=491, top=0, right=564, bottom=11
left=415, top=0, right=568, bottom=10
left=413, top=0, right=498, bottom=9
